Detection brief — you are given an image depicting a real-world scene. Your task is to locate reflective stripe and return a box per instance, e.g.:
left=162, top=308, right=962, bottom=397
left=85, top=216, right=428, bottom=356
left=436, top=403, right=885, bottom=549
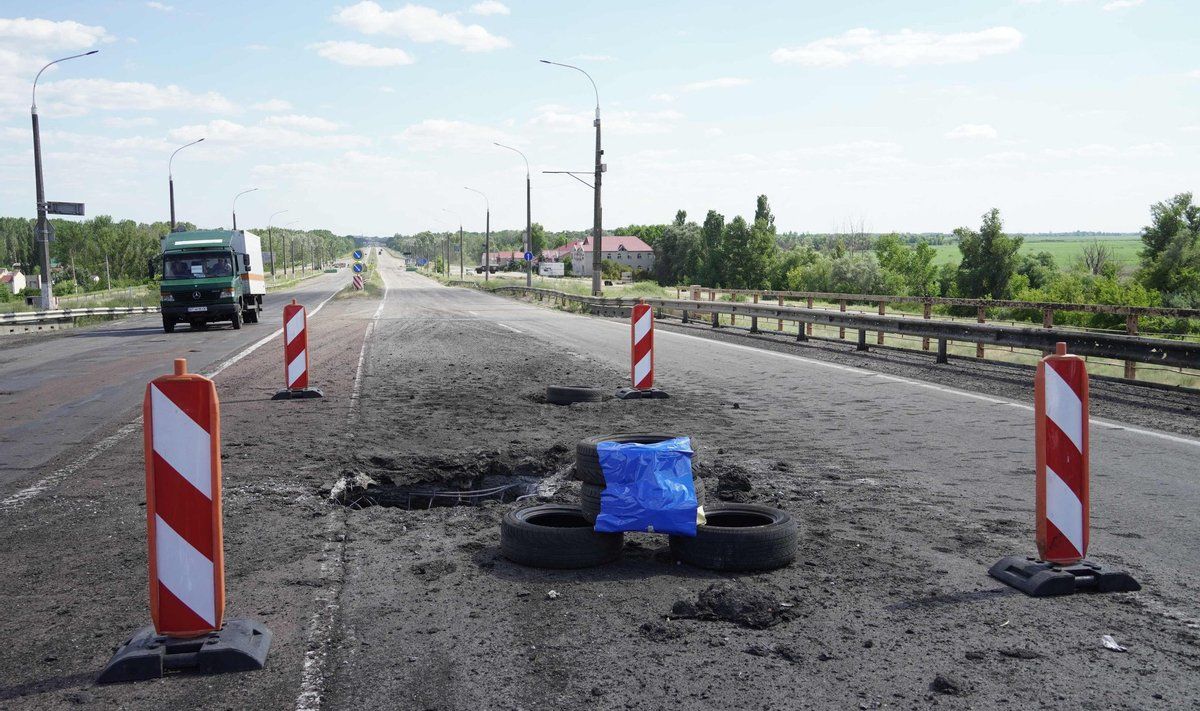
left=150, top=385, right=212, bottom=499
left=1045, top=465, right=1084, bottom=557
left=1045, top=365, right=1083, bottom=452
left=633, top=311, right=652, bottom=343
left=287, top=350, right=307, bottom=387
left=155, top=514, right=216, bottom=626
left=285, top=310, right=305, bottom=345
left=634, top=353, right=652, bottom=386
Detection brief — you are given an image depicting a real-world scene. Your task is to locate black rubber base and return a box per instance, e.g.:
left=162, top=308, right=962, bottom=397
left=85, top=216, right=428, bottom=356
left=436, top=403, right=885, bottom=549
left=988, top=556, right=1141, bottom=597
left=272, top=387, right=325, bottom=400
left=96, top=618, right=273, bottom=684
left=615, top=387, right=669, bottom=400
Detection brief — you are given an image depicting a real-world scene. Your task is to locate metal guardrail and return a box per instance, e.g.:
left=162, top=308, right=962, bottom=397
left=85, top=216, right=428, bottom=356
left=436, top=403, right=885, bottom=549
left=1, top=305, right=160, bottom=326
left=479, top=285, right=1200, bottom=372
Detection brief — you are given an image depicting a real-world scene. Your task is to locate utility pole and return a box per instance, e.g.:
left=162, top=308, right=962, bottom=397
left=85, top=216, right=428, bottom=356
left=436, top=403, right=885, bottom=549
left=232, top=187, right=258, bottom=231
left=268, top=209, right=288, bottom=279
left=459, top=224, right=464, bottom=280
left=465, top=187, right=490, bottom=282
left=32, top=50, right=99, bottom=309
left=105, top=253, right=111, bottom=290
left=169, top=138, right=204, bottom=232
left=541, top=59, right=603, bottom=295
left=495, top=143, right=533, bottom=287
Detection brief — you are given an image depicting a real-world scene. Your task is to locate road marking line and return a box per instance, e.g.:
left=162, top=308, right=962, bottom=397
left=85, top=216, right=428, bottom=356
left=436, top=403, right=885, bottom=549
left=0, top=281, right=344, bottom=514
left=496, top=322, right=523, bottom=334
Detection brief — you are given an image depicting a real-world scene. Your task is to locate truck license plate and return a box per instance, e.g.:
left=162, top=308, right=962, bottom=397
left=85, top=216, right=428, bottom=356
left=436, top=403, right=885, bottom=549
left=187, top=306, right=207, bottom=313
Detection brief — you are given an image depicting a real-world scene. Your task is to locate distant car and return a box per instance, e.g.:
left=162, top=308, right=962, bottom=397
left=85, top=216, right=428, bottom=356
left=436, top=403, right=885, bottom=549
left=333, top=261, right=348, bottom=268
left=474, top=266, right=499, bottom=274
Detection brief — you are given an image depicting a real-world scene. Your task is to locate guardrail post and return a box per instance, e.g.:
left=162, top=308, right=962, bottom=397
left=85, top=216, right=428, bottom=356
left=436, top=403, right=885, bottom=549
left=922, top=301, right=932, bottom=351
left=1124, top=314, right=1138, bottom=380
left=857, top=329, right=868, bottom=351
left=937, top=338, right=948, bottom=364
left=710, top=289, right=719, bottom=328
left=877, top=302, right=885, bottom=345
left=806, top=298, right=814, bottom=337
left=839, top=300, right=846, bottom=339
left=976, top=307, right=986, bottom=359
left=777, top=296, right=784, bottom=332
left=750, top=293, right=759, bottom=333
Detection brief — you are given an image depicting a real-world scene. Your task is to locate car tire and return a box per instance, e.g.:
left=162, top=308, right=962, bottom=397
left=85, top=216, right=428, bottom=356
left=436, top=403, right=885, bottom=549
left=668, top=503, right=797, bottom=572
left=580, top=477, right=706, bottom=524
left=546, top=385, right=604, bottom=406
left=162, top=316, right=176, bottom=334
left=575, top=433, right=687, bottom=486
left=500, top=504, right=623, bottom=569
left=231, top=308, right=242, bottom=330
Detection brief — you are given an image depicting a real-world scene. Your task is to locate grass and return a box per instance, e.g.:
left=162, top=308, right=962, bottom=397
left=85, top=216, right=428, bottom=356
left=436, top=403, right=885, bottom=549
left=931, top=235, right=1143, bottom=267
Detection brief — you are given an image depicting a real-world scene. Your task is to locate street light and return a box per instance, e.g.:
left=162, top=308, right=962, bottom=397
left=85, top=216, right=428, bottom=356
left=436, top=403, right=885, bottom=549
left=495, top=142, right=533, bottom=287
left=540, top=58, right=604, bottom=295
left=268, top=209, right=288, bottom=278
left=442, top=208, right=464, bottom=280
left=32, top=49, right=99, bottom=309
left=232, top=187, right=258, bottom=231
left=284, top=220, right=299, bottom=276
left=168, top=138, right=204, bottom=232
left=464, top=187, right=490, bottom=283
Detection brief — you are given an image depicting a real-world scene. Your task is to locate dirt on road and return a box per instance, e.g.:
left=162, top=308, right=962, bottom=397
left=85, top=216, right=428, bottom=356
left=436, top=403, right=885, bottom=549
left=1, top=264, right=1197, bottom=710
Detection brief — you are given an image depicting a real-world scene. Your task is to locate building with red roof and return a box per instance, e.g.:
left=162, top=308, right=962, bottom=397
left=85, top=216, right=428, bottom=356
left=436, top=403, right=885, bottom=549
left=570, top=235, right=655, bottom=276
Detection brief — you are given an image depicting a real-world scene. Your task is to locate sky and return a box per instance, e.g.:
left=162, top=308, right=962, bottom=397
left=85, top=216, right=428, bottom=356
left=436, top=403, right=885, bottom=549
left=0, top=0, right=1197, bottom=237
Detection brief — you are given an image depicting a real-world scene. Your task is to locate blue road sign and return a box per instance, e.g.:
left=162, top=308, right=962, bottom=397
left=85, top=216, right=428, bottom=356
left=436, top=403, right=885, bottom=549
left=353, top=263, right=363, bottom=273
left=524, top=251, right=534, bottom=261
left=353, top=250, right=363, bottom=260
left=417, top=257, right=428, bottom=266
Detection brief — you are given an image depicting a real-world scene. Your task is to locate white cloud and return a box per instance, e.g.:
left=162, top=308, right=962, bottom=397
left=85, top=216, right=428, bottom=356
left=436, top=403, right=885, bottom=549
left=169, top=119, right=370, bottom=151
left=772, top=26, right=1023, bottom=68
left=469, top=1, right=510, bottom=15
left=309, top=40, right=415, bottom=67
left=1102, top=0, right=1144, bottom=9
left=651, top=93, right=675, bottom=102
left=379, top=85, right=396, bottom=93
left=146, top=2, right=174, bottom=11
left=37, top=79, right=235, bottom=115
left=333, top=1, right=511, bottom=52
left=395, top=119, right=514, bottom=151
left=705, top=127, right=724, bottom=137
left=946, top=123, right=999, bottom=140
left=1189, top=69, right=1200, bottom=79
left=253, top=98, right=293, bottom=111
left=1182, top=125, right=1200, bottom=133
left=246, top=43, right=269, bottom=51
left=528, top=104, right=684, bottom=135
left=263, top=114, right=340, bottom=132
left=103, top=116, right=158, bottom=129
left=680, top=77, right=751, bottom=92
left=0, top=17, right=113, bottom=50
left=572, top=54, right=614, bottom=62
left=1043, top=142, right=1172, bottom=159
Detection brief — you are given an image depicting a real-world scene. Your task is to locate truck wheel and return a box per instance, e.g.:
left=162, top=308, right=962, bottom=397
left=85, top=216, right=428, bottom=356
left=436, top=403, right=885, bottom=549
left=231, top=309, right=242, bottom=330
left=162, top=316, right=176, bottom=334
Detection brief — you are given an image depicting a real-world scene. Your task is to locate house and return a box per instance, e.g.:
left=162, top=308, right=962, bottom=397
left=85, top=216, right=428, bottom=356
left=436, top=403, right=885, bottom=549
left=480, top=250, right=526, bottom=267
left=540, top=240, right=583, bottom=262
left=0, top=269, right=27, bottom=295
left=570, top=235, right=655, bottom=276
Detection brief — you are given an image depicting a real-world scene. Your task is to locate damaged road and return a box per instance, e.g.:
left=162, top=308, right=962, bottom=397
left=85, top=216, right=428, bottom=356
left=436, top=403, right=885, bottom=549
left=1, top=252, right=1198, bottom=709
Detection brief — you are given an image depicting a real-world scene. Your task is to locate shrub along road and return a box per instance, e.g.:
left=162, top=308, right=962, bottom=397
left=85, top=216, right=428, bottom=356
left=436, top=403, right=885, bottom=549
left=0, top=252, right=1196, bottom=709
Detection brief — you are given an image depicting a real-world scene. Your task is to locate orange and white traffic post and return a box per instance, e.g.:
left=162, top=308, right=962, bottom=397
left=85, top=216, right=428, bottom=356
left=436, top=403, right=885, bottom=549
left=98, top=358, right=271, bottom=682
left=616, top=299, right=668, bottom=399
left=274, top=299, right=323, bottom=399
left=987, top=342, right=1139, bottom=597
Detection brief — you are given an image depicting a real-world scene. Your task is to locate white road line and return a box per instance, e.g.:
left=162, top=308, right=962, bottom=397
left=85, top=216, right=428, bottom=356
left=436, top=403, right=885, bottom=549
left=545, top=310, right=1200, bottom=450
left=496, top=322, right=524, bottom=334
left=1, top=281, right=344, bottom=514
left=467, top=310, right=480, bottom=316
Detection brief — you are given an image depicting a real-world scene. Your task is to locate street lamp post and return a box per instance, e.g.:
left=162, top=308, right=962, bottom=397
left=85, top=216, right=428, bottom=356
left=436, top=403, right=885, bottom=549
left=495, top=142, right=533, bottom=287
left=442, top=208, right=463, bottom=279
left=540, top=59, right=603, bottom=295
left=32, top=49, right=99, bottom=309
left=169, top=138, right=204, bottom=232
left=285, top=220, right=299, bottom=276
left=231, top=187, right=258, bottom=231
left=464, top=187, right=490, bottom=283
left=268, top=209, right=288, bottom=279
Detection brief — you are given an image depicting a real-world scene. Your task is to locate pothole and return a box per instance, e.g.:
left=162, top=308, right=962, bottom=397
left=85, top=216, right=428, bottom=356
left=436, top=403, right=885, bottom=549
left=325, top=446, right=572, bottom=510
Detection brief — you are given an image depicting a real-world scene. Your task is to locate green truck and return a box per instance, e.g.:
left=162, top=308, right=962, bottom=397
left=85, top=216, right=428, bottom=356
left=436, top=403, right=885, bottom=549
left=158, top=230, right=266, bottom=333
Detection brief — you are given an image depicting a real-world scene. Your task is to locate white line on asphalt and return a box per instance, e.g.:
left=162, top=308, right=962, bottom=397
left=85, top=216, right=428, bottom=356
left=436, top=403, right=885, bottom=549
left=496, top=322, right=524, bottom=334
left=467, top=310, right=480, bottom=316
left=0, top=282, right=345, bottom=514
left=573, top=315, right=1200, bottom=449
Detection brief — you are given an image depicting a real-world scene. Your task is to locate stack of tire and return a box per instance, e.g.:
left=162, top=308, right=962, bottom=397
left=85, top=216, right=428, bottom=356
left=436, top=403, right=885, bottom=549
left=500, top=434, right=798, bottom=571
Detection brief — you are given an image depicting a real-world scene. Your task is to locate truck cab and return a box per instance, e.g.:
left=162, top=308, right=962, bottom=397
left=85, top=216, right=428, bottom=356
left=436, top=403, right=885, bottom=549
left=159, top=230, right=266, bottom=333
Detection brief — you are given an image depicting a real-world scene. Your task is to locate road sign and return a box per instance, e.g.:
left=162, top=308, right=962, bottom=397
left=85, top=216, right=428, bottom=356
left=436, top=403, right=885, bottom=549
left=417, top=258, right=428, bottom=266
left=46, top=201, right=85, bottom=216
left=36, top=222, right=55, bottom=242
left=352, top=274, right=364, bottom=290
left=353, top=263, right=363, bottom=273
left=353, top=250, right=363, bottom=260
left=524, top=251, right=534, bottom=261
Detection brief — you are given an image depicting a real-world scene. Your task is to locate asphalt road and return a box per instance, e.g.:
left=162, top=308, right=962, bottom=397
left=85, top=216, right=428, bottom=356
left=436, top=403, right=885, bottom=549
left=0, top=270, right=347, bottom=489
left=0, top=252, right=1197, bottom=709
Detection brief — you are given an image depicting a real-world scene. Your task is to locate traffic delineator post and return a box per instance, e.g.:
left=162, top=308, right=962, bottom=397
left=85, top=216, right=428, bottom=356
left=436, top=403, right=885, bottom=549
left=273, top=299, right=323, bottom=400
left=616, top=299, right=668, bottom=400
left=98, top=358, right=272, bottom=683
left=988, top=342, right=1139, bottom=597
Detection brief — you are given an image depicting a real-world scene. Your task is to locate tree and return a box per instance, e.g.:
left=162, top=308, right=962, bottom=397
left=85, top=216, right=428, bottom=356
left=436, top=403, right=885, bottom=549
left=1139, top=193, right=1200, bottom=303
left=700, top=210, right=725, bottom=286
left=874, top=234, right=938, bottom=296
left=653, top=217, right=701, bottom=286
left=1078, top=240, right=1116, bottom=277
left=955, top=208, right=1024, bottom=299
left=529, top=222, right=546, bottom=255
left=1140, top=192, right=1200, bottom=263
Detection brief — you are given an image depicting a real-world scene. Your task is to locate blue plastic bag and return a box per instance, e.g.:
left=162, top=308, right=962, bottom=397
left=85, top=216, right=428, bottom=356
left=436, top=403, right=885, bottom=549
left=594, top=437, right=698, bottom=536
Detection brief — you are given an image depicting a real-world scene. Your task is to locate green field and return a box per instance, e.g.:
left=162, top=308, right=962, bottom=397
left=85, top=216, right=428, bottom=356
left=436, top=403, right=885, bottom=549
left=931, top=235, right=1143, bottom=268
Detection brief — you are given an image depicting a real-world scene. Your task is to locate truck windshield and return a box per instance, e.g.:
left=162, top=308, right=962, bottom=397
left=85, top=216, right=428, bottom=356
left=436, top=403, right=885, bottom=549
left=163, top=253, right=234, bottom=280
